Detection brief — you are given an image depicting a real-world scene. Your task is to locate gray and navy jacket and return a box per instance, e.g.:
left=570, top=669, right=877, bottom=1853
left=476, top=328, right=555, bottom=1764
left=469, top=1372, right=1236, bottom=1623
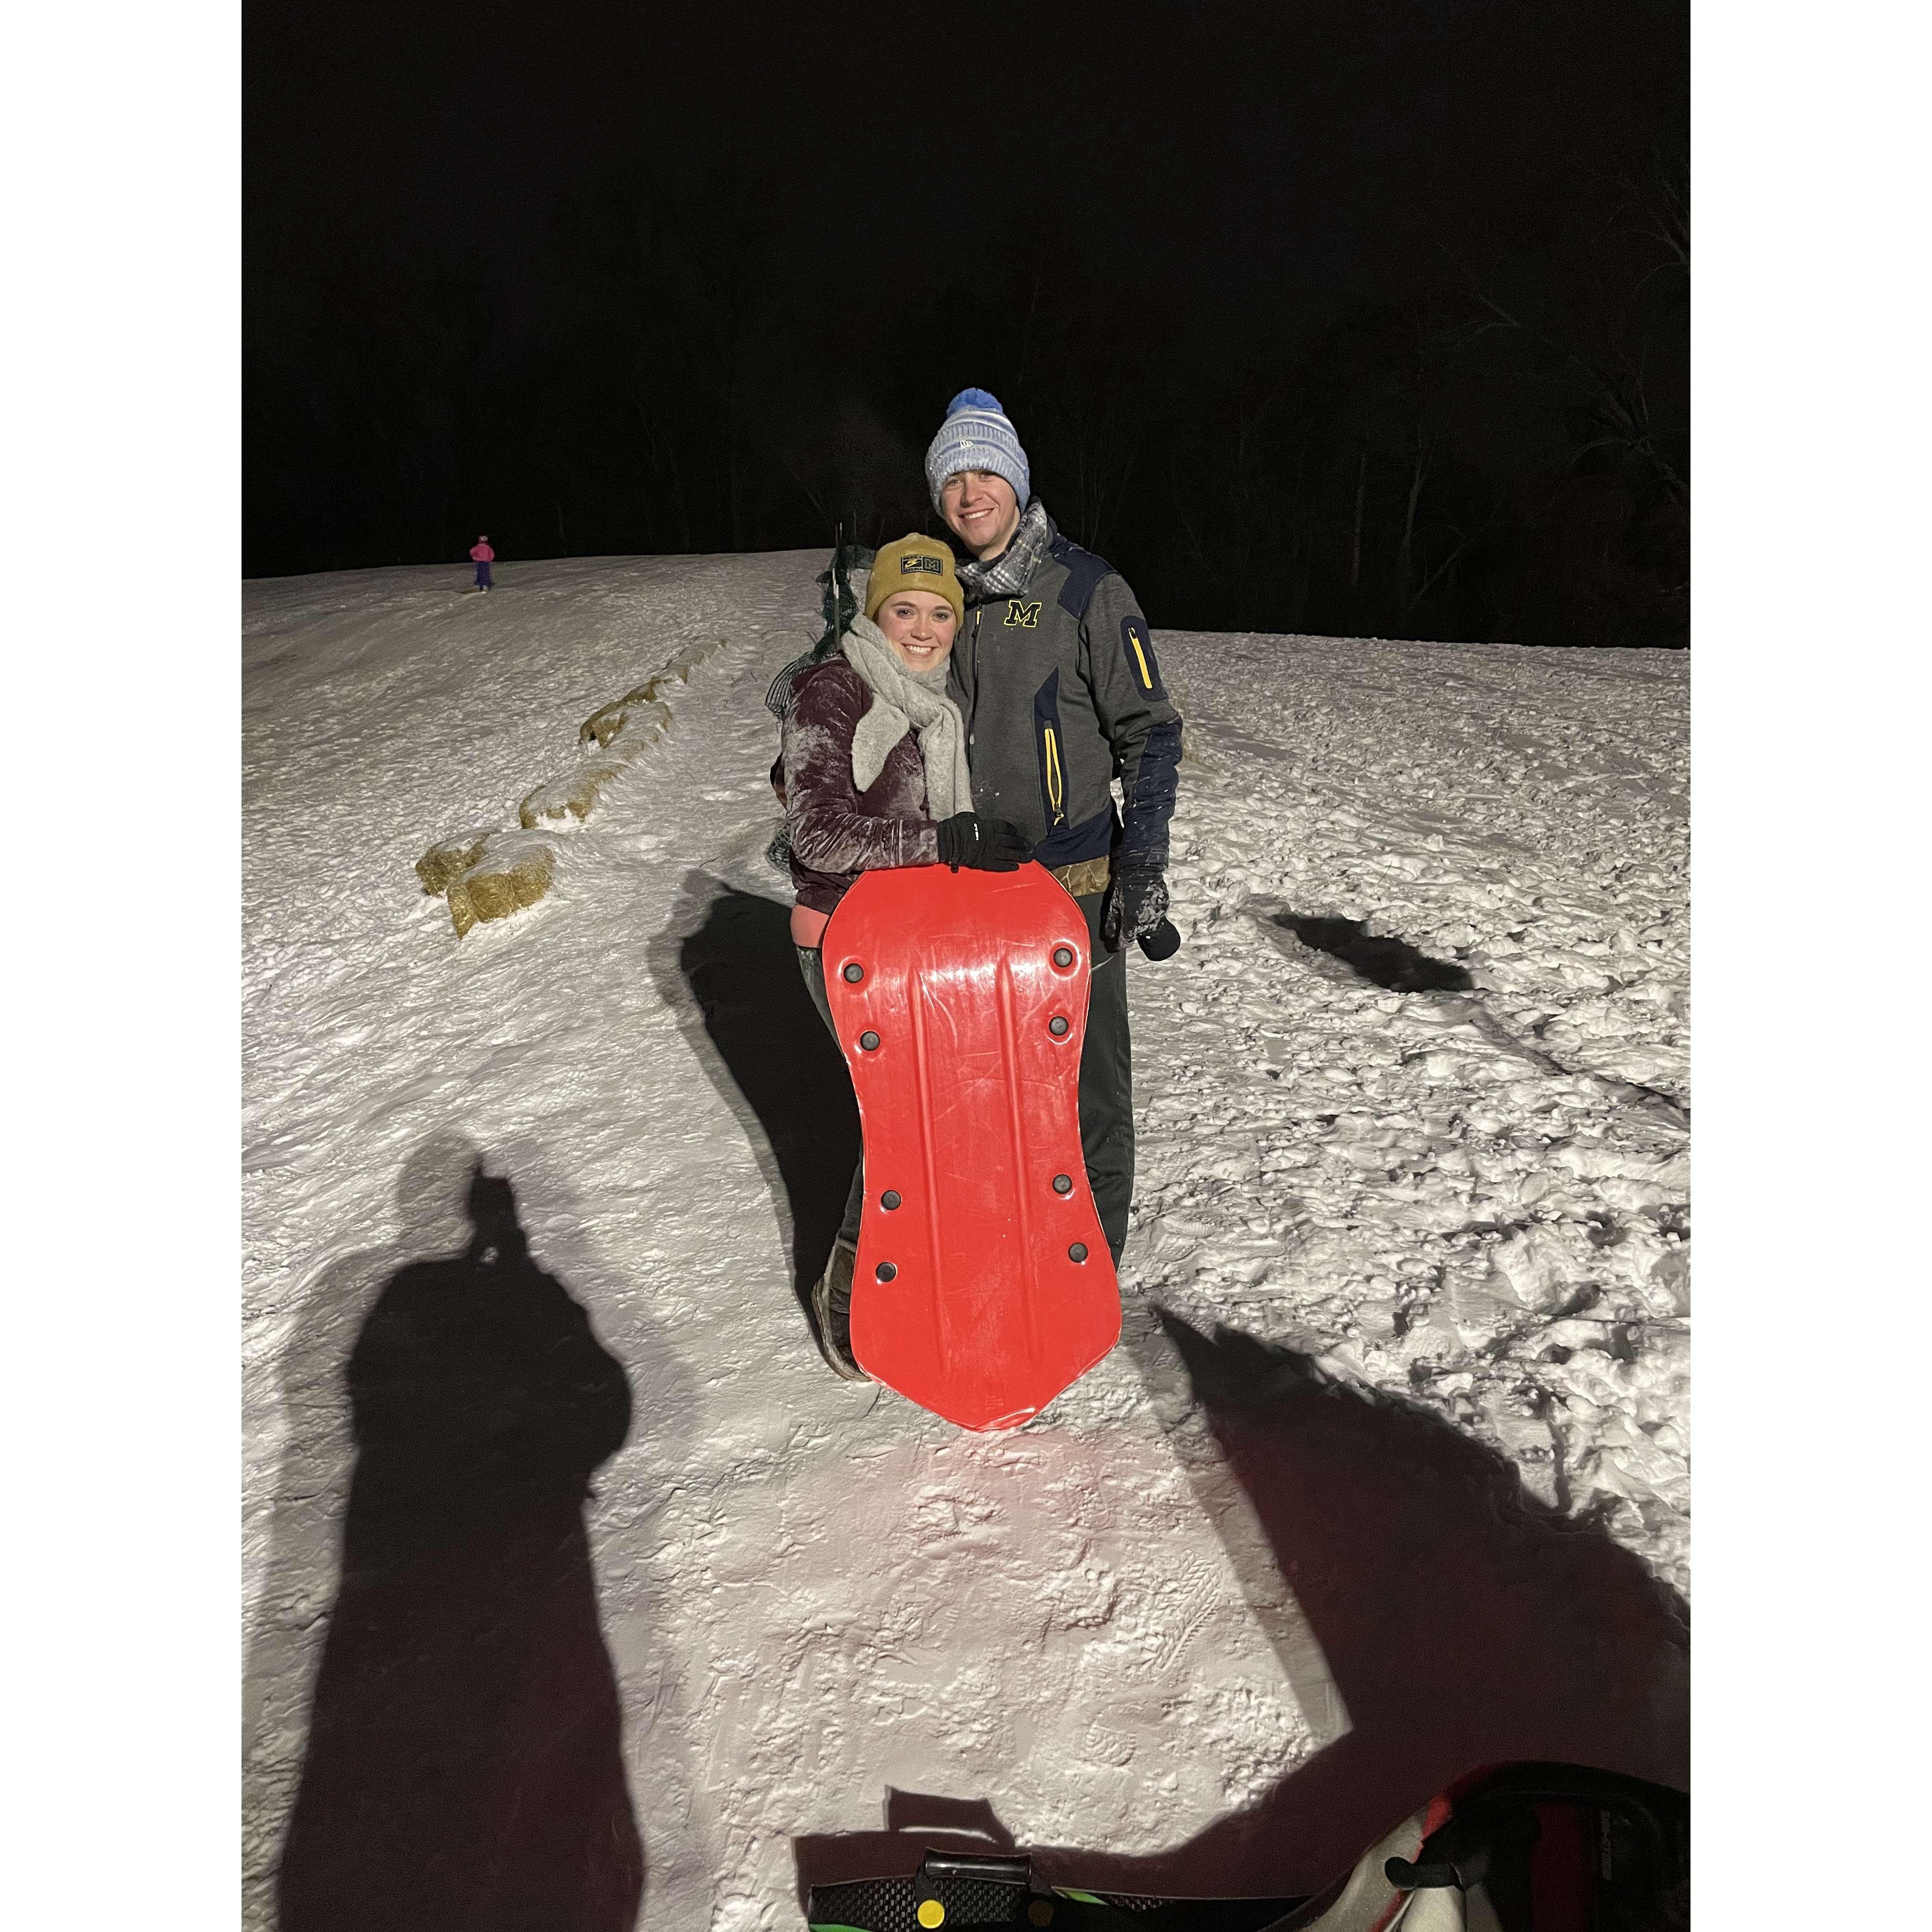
left=947, top=511, right=1182, bottom=890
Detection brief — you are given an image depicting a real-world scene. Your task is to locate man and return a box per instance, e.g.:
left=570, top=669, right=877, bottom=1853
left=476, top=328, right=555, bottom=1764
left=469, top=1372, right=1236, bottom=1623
left=926, top=388, right=1182, bottom=1265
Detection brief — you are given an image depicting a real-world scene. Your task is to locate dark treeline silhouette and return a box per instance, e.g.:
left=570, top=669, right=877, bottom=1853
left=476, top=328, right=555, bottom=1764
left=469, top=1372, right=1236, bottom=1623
left=247, top=4, right=1685, bottom=648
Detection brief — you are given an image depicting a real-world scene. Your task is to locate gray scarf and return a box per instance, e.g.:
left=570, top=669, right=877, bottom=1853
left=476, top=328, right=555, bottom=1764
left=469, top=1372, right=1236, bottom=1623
left=955, top=497, right=1056, bottom=602
left=839, top=614, right=976, bottom=818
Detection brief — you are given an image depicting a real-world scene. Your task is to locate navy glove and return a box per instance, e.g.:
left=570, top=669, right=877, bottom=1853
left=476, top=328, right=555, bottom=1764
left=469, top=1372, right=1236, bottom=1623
left=935, top=812, right=1034, bottom=873
left=1104, top=866, right=1171, bottom=947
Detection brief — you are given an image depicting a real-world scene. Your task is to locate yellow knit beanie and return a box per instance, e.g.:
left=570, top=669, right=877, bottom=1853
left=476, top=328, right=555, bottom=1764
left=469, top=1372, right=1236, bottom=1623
left=864, top=534, right=964, bottom=627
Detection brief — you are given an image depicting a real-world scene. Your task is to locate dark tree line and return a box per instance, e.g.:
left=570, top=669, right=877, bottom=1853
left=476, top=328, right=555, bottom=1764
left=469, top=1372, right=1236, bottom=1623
left=247, top=149, right=1685, bottom=649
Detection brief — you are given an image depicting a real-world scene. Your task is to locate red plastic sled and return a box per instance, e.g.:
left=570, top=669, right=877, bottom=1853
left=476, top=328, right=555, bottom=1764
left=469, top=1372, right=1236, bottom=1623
left=822, top=863, right=1122, bottom=1431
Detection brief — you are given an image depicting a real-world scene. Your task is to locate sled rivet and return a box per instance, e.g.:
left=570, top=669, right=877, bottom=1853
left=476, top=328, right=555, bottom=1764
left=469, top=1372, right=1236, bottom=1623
left=1029, top=1904, right=1054, bottom=1927
left=1068, top=1243, right=1089, bottom=1263
left=917, top=1903, right=945, bottom=1930
left=842, top=961, right=864, bottom=983
left=876, top=1261, right=898, bottom=1282
left=1052, top=946, right=1074, bottom=968
left=1052, top=1174, right=1073, bottom=1195
left=881, top=1190, right=902, bottom=1210
left=860, top=1031, right=881, bottom=1051
left=1048, top=1015, right=1070, bottom=1036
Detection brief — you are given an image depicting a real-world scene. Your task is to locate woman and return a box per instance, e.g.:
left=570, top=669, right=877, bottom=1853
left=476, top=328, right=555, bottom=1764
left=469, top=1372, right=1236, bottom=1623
left=781, top=532, right=1031, bottom=1378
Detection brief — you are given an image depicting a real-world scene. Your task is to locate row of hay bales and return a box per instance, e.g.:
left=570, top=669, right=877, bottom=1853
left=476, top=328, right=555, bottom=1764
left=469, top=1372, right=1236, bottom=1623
left=416, top=634, right=732, bottom=937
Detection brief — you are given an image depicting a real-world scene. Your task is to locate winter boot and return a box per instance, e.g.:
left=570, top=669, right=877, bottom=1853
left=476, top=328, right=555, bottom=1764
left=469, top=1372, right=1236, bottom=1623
left=810, top=1238, right=868, bottom=1381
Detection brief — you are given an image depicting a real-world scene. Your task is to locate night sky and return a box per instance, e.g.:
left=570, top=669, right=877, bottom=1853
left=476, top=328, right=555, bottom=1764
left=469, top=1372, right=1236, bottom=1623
left=247, top=0, right=1688, bottom=645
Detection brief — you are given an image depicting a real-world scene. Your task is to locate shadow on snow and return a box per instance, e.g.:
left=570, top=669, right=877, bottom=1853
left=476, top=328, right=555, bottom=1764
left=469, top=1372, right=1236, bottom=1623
left=1258, top=908, right=1474, bottom=995
left=794, top=1311, right=1687, bottom=1904
left=271, top=1153, right=645, bottom=1932
left=646, top=872, right=862, bottom=1307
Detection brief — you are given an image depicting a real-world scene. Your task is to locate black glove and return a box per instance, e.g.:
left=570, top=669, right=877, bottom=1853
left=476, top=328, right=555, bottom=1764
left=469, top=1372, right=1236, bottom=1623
left=935, top=812, right=1034, bottom=873
left=1103, top=865, right=1171, bottom=947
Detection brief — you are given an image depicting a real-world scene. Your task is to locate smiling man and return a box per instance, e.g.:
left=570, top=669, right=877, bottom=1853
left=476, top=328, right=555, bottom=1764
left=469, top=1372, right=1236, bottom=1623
left=926, top=388, right=1183, bottom=1265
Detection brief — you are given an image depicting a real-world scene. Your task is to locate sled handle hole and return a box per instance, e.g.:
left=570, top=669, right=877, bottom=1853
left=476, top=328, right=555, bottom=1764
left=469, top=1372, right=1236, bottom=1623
left=859, top=1030, right=881, bottom=1051
left=880, top=1190, right=902, bottom=1210
left=876, top=1261, right=898, bottom=1282
left=1052, top=1174, right=1073, bottom=1195
left=1051, top=946, right=1075, bottom=969
left=1068, top=1243, right=1089, bottom=1263
left=842, top=961, right=864, bottom=983
left=1047, top=1015, right=1070, bottom=1037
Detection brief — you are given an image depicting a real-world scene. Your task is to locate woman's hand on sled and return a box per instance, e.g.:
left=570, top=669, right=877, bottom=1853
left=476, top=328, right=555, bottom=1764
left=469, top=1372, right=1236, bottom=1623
left=935, top=813, right=1035, bottom=873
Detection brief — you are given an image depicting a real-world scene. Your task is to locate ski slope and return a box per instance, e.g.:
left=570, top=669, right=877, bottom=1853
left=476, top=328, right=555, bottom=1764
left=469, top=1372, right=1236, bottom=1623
left=242, top=552, right=1689, bottom=1930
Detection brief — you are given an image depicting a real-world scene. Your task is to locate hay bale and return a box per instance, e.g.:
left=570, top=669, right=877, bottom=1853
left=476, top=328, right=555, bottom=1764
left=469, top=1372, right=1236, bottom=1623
left=446, top=832, right=555, bottom=937
left=606, top=699, right=673, bottom=754
left=580, top=678, right=665, bottom=747
left=416, top=829, right=492, bottom=896
left=580, top=689, right=674, bottom=752
left=662, top=635, right=727, bottom=683
left=580, top=673, right=679, bottom=746
left=577, top=635, right=730, bottom=743
left=518, top=748, right=632, bottom=829
left=429, top=635, right=738, bottom=934
left=551, top=690, right=680, bottom=818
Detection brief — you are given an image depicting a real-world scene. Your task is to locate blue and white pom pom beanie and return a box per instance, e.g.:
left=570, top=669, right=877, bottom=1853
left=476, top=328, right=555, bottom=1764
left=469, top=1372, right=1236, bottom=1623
left=924, top=387, right=1031, bottom=511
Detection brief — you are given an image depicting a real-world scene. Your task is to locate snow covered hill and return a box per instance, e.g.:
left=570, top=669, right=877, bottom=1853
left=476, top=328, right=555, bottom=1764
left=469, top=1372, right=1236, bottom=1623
left=243, top=552, right=1689, bottom=1930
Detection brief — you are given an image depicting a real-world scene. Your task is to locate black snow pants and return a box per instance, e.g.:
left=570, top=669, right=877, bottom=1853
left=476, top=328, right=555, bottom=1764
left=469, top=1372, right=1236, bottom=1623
left=1074, top=890, right=1134, bottom=1265
left=796, top=946, right=867, bottom=1251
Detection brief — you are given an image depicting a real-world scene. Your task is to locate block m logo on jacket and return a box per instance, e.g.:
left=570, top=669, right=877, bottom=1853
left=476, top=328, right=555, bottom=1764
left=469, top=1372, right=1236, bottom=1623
left=950, top=513, right=1182, bottom=879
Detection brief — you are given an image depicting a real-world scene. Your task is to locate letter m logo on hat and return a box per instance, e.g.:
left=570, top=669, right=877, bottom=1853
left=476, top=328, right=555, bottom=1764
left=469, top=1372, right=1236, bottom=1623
left=899, top=554, right=942, bottom=575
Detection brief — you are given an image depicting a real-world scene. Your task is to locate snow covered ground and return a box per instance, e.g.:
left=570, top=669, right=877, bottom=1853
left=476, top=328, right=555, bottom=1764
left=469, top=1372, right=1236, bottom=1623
left=242, top=552, right=1688, bottom=1930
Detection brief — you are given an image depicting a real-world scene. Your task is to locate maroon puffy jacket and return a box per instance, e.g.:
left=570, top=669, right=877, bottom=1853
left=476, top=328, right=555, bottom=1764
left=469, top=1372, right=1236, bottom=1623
left=780, top=658, right=941, bottom=917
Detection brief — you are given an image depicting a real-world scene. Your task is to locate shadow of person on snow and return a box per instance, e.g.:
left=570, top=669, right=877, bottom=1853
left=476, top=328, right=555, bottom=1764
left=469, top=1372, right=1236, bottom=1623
left=645, top=872, right=861, bottom=1305
left=1258, top=908, right=1473, bottom=994
left=246, top=1128, right=484, bottom=1892
left=1083, top=1315, right=1688, bottom=1897
left=276, top=1163, right=644, bottom=1932
left=792, top=1313, right=1687, bottom=1905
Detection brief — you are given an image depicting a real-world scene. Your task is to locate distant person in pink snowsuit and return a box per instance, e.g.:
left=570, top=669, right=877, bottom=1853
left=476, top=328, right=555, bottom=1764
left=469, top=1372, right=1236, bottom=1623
left=469, top=536, right=494, bottom=593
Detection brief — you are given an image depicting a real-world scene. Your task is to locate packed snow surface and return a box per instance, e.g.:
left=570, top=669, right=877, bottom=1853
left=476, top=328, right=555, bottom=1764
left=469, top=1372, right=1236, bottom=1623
left=243, top=552, right=1688, bottom=1929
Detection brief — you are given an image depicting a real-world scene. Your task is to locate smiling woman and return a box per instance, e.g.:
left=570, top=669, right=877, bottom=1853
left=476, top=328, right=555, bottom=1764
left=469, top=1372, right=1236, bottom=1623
left=871, top=585, right=959, bottom=671
left=773, top=531, right=1034, bottom=1375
